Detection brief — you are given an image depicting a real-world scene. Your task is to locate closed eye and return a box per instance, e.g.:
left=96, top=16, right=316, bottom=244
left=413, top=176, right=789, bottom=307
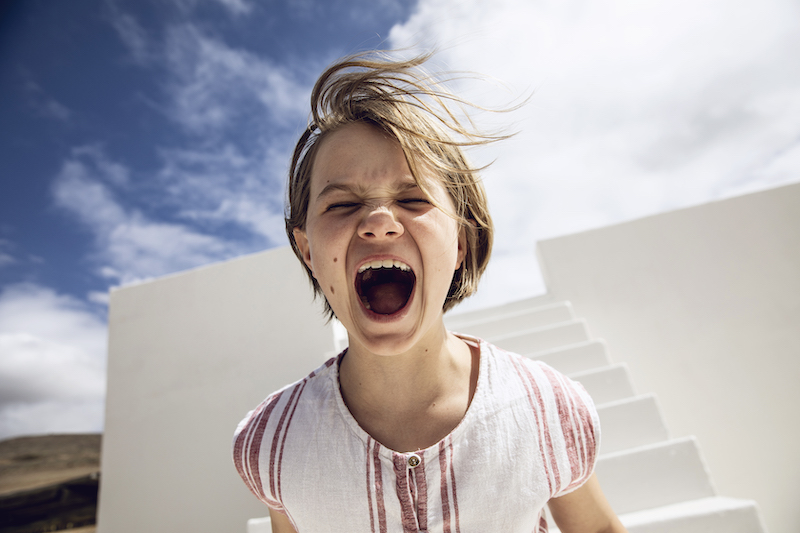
left=398, top=198, right=430, bottom=206
left=325, top=202, right=360, bottom=212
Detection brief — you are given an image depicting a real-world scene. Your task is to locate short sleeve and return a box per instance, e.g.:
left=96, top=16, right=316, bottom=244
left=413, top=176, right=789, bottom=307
left=231, top=391, right=289, bottom=514
left=535, top=361, right=601, bottom=498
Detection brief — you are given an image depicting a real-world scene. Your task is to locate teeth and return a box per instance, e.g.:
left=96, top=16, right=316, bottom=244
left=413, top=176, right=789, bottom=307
left=357, top=259, right=411, bottom=273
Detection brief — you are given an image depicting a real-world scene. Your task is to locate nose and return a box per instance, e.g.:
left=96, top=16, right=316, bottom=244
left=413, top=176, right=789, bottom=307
left=358, top=206, right=404, bottom=240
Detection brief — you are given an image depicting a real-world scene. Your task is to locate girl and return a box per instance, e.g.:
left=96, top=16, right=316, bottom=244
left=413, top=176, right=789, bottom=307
left=233, top=52, right=627, bottom=533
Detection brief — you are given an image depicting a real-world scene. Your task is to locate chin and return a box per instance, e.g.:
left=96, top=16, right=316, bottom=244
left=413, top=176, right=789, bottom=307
left=345, top=303, right=446, bottom=357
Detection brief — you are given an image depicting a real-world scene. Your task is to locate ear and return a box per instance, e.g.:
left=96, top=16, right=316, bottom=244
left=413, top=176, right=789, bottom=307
left=293, top=227, right=314, bottom=276
left=456, top=223, right=469, bottom=270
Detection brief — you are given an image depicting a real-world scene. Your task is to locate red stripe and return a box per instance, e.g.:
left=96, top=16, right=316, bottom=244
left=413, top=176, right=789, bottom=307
left=448, top=439, right=461, bottom=533
left=543, top=365, right=580, bottom=481
left=542, top=364, right=597, bottom=492
left=527, top=362, right=561, bottom=491
left=538, top=513, right=549, bottom=532
left=277, top=379, right=307, bottom=502
left=438, top=441, right=452, bottom=533
left=232, top=404, right=261, bottom=492
left=565, top=377, right=593, bottom=484
left=233, top=391, right=283, bottom=504
left=414, top=456, right=428, bottom=531
left=575, top=383, right=598, bottom=477
left=373, top=440, right=387, bottom=533
left=511, top=355, right=559, bottom=493
left=269, top=382, right=303, bottom=500
left=366, top=438, right=376, bottom=533
left=393, top=453, right=417, bottom=533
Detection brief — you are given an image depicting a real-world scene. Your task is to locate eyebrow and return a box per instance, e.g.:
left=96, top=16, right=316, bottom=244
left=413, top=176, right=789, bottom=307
left=315, top=181, right=420, bottom=201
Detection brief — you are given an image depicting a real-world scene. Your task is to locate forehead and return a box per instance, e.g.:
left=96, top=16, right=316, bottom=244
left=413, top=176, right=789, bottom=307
left=308, top=122, right=445, bottom=198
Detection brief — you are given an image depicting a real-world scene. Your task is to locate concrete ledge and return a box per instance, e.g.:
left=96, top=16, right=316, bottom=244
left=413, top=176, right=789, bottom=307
left=446, top=294, right=555, bottom=324
left=596, top=394, right=669, bottom=455
left=621, top=496, right=767, bottom=533
left=246, top=516, right=271, bottom=533
left=528, top=339, right=611, bottom=375
left=488, top=320, right=590, bottom=354
left=596, top=437, right=716, bottom=515
left=569, top=364, right=635, bottom=404
left=446, top=301, right=574, bottom=338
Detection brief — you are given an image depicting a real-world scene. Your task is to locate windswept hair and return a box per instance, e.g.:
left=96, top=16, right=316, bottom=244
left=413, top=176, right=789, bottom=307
left=286, top=51, right=510, bottom=319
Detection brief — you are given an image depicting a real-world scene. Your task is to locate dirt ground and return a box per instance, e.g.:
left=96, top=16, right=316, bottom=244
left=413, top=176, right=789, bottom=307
left=0, top=434, right=101, bottom=533
left=0, top=434, right=101, bottom=496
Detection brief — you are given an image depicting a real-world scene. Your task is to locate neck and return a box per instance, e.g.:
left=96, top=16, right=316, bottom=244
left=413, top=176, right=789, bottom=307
left=339, top=325, right=479, bottom=452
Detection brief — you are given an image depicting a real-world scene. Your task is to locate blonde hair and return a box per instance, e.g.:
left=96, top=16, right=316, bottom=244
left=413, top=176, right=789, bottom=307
left=286, top=51, right=507, bottom=318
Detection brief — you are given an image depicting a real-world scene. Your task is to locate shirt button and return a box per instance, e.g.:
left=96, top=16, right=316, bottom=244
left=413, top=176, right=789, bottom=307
left=407, top=453, right=421, bottom=468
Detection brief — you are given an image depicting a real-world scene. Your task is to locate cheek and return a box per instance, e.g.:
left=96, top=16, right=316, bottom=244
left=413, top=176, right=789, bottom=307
left=307, top=224, right=348, bottom=280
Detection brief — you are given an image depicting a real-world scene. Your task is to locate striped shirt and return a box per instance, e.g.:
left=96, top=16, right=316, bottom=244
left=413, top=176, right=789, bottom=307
left=233, top=337, right=599, bottom=532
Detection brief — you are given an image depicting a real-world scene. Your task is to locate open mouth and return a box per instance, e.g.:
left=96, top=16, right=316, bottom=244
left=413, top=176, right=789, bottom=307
left=355, top=260, right=416, bottom=315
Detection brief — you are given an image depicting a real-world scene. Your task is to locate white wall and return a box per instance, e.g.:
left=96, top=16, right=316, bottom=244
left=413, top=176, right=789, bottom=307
left=537, top=182, right=800, bottom=533
left=98, top=183, right=799, bottom=532
left=97, top=246, right=335, bottom=533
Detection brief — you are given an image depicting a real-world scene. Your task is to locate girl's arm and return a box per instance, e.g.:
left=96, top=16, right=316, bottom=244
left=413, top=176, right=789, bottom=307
left=548, top=474, right=628, bottom=533
left=268, top=509, right=298, bottom=533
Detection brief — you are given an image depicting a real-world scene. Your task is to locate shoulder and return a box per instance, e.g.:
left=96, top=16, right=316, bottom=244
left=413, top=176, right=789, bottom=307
left=479, top=339, right=601, bottom=497
left=480, top=339, right=595, bottom=413
left=231, top=356, right=339, bottom=510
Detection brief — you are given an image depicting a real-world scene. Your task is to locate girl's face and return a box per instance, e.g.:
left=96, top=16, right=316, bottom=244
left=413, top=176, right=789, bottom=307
left=293, top=122, right=466, bottom=356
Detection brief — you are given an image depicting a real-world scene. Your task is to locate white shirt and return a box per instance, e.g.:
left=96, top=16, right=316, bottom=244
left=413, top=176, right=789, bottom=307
left=233, top=336, right=599, bottom=533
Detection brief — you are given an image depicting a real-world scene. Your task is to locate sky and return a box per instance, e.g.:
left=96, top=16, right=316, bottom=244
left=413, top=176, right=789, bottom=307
left=1, top=0, right=798, bottom=439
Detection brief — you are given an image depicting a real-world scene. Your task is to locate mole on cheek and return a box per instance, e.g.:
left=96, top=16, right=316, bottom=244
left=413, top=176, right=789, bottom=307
left=333, top=257, right=338, bottom=262
left=330, top=286, right=335, bottom=294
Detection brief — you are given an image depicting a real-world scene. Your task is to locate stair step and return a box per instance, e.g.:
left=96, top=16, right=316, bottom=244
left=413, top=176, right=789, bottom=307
left=247, top=517, right=271, bottom=533
left=596, top=395, right=669, bottom=455
left=488, top=320, right=590, bottom=354
left=528, top=340, right=611, bottom=375
left=446, top=302, right=574, bottom=339
left=549, top=496, right=765, bottom=533
left=596, top=437, right=716, bottom=515
left=569, top=364, right=635, bottom=404
left=621, top=496, right=767, bottom=533
left=446, top=295, right=557, bottom=324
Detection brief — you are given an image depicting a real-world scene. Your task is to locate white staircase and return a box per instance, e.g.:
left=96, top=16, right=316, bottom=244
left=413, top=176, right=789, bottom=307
left=445, top=299, right=768, bottom=532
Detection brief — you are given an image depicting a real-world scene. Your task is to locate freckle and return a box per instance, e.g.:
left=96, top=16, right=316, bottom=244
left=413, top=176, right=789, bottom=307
left=333, top=257, right=338, bottom=262
left=330, top=286, right=335, bottom=294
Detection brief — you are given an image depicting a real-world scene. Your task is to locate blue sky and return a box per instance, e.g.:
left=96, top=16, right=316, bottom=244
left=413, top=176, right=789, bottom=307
left=1, top=0, right=799, bottom=438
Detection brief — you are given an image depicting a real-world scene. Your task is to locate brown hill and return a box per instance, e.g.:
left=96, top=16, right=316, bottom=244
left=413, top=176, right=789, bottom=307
left=0, top=434, right=101, bottom=533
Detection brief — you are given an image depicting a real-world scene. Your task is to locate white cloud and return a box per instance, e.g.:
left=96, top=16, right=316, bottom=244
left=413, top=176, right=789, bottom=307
left=87, top=290, right=111, bottom=306
left=102, top=19, right=309, bottom=252
left=52, top=147, right=241, bottom=285
left=212, top=0, right=253, bottom=16
left=168, top=0, right=253, bottom=17
left=108, top=9, right=151, bottom=64
left=72, top=145, right=130, bottom=186
left=163, top=24, right=307, bottom=136
left=157, top=143, right=289, bottom=245
left=24, top=81, right=73, bottom=122
left=388, top=0, right=800, bottom=305
left=0, top=283, right=107, bottom=439
left=0, top=239, right=16, bottom=268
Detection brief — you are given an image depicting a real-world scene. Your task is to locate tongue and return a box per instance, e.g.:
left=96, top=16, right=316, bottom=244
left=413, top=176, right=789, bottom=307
left=365, top=282, right=408, bottom=315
